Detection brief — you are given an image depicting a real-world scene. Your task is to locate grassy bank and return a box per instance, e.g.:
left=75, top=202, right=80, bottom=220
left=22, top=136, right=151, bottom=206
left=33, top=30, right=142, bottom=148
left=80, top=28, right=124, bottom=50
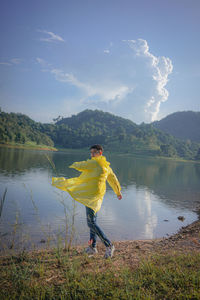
left=0, top=248, right=200, bottom=299
left=0, top=142, right=57, bottom=151
left=0, top=215, right=200, bottom=299
left=1, top=218, right=200, bottom=299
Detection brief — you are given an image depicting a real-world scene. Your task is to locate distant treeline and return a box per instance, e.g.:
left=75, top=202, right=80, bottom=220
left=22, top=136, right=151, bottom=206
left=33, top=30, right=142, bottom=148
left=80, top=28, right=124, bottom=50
left=0, top=109, right=200, bottom=160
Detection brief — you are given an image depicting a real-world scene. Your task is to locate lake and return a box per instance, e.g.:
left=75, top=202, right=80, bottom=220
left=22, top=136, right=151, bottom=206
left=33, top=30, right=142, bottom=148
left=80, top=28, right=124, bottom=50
left=0, top=147, right=200, bottom=252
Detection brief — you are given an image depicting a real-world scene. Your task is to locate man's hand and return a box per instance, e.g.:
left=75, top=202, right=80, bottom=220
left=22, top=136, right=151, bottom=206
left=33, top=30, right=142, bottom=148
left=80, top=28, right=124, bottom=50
left=117, top=194, right=122, bottom=200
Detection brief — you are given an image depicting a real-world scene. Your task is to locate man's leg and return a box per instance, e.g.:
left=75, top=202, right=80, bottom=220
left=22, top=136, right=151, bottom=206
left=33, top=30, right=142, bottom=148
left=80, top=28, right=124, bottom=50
left=86, top=206, right=97, bottom=248
left=85, top=206, right=112, bottom=248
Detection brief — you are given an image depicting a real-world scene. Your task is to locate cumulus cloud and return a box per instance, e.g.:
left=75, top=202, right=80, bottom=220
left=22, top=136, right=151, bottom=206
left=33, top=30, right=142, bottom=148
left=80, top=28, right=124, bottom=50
left=124, top=39, right=173, bottom=121
left=37, top=38, right=173, bottom=123
left=38, top=30, right=65, bottom=43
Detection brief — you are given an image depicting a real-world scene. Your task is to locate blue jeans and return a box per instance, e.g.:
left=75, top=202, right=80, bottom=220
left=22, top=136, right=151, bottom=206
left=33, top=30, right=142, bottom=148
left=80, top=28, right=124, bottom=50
left=86, top=206, right=112, bottom=248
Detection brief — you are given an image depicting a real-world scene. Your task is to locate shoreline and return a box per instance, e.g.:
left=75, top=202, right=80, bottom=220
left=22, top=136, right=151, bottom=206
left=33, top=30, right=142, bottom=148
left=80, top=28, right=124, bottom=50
left=72, top=217, right=200, bottom=259
left=0, top=217, right=199, bottom=260
left=0, top=143, right=57, bottom=151
left=1, top=143, right=200, bottom=163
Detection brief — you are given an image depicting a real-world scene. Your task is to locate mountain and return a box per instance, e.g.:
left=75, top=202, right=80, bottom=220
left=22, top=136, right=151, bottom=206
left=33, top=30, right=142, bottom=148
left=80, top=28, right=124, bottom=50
left=1, top=109, right=200, bottom=160
left=152, top=111, right=200, bottom=143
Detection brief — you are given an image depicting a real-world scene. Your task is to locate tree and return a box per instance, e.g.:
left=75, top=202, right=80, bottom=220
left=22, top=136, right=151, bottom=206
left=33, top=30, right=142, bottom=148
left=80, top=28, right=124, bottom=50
left=195, top=148, right=200, bottom=160
left=160, top=144, right=177, bottom=157
left=53, top=116, right=63, bottom=123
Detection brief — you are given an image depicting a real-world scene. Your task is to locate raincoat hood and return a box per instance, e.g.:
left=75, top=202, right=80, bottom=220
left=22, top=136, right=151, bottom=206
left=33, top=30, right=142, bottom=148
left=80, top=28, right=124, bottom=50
left=92, top=155, right=110, bottom=170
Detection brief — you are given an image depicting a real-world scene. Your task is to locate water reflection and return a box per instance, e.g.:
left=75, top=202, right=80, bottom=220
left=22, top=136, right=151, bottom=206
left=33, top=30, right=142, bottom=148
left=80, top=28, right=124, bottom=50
left=0, top=147, right=53, bottom=175
left=107, top=154, right=200, bottom=211
left=141, top=190, right=158, bottom=239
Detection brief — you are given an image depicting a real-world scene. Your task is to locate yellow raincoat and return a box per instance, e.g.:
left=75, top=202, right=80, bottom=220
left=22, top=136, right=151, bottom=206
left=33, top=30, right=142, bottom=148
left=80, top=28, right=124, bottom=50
left=52, top=155, right=121, bottom=213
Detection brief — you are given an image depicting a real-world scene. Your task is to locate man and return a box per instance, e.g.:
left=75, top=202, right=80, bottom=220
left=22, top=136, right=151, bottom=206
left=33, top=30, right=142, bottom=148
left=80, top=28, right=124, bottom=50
left=52, top=144, right=122, bottom=258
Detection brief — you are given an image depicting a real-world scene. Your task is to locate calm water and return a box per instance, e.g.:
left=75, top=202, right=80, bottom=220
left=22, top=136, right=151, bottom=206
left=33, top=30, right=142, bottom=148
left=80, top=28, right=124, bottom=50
left=0, top=147, right=200, bottom=251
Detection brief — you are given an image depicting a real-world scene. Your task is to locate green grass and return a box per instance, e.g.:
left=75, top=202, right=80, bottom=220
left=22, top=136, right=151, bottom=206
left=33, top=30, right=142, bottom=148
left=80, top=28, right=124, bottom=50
left=0, top=250, right=200, bottom=300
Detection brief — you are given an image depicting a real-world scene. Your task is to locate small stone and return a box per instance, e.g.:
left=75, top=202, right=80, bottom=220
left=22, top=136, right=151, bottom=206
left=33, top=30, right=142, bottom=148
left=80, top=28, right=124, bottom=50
left=178, top=216, right=185, bottom=222
left=33, top=271, right=40, bottom=278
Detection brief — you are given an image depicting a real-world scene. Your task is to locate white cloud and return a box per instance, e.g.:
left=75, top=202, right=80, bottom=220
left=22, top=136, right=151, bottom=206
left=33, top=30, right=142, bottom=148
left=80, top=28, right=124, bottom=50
left=0, top=62, right=12, bottom=66
left=10, top=58, right=22, bottom=65
left=104, top=50, right=110, bottom=54
left=36, top=38, right=173, bottom=123
left=36, top=57, right=52, bottom=69
left=36, top=57, right=46, bottom=66
left=51, top=69, right=94, bottom=95
left=38, top=30, right=65, bottom=43
left=0, top=58, right=22, bottom=66
left=50, top=68, right=132, bottom=103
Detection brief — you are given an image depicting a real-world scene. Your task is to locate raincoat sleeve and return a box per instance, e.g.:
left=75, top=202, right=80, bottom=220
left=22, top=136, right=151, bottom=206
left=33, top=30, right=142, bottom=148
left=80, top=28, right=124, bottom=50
left=69, top=159, right=95, bottom=172
left=107, top=167, right=121, bottom=196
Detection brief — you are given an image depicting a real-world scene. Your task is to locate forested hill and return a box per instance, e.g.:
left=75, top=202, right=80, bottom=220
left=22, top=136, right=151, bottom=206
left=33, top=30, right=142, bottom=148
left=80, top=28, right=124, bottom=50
left=0, top=111, right=54, bottom=147
left=45, top=109, right=200, bottom=160
left=0, top=109, right=200, bottom=160
left=152, top=111, right=200, bottom=143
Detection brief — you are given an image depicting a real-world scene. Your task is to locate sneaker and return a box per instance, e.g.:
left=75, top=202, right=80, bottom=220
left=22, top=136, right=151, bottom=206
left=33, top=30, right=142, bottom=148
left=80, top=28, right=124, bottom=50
left=85, top=245, right=98, bottom=255
left=105, top=244, right=115, bottom=259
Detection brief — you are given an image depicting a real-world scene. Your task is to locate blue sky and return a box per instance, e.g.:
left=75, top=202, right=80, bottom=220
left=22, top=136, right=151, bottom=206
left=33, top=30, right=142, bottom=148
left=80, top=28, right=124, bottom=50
left=0, top=0, right=200, bottom=124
